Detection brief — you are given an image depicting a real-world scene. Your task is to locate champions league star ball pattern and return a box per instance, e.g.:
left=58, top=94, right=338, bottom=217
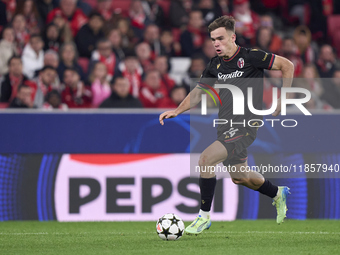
left=156, top=213, right=185, bottom=240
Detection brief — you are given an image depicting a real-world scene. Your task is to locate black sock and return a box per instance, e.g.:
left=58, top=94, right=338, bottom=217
left=256, top=179, right=278, bottom=198
left=199, top=177, right=217, bottom=211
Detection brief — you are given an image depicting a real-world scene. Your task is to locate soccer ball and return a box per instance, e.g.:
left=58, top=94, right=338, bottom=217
left=156, top=213, right=185, bottom=241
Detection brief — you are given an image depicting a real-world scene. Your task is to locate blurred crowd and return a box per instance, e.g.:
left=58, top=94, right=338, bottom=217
left=0, top=0, right=340, bottom=110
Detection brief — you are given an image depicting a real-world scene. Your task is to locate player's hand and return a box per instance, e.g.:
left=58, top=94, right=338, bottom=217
left=159, top=110, right=178, bottom=125
left=273, top=99, right=281, bottom=116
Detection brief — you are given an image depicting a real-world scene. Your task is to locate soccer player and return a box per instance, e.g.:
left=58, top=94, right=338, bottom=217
left=159, top=16, right=294, bottom=235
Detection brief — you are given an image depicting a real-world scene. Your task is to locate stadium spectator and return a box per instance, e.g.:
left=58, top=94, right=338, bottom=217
left=198, top=38, right=217, bottom=65
left=5, top=0, right=17, bottom=22
left=89, top=39, right=119, bottom=82
left=36, top=0, right=55, bottom=23
left=43, top=89, right=68, bottom=110
left=169, top=0, right=193, bottom=28
left=22, top=34, right=44, bottom=79
left=99, top=76, right=143, bottom=108
left=263, top=70, right=282, bottom=109
left=279, top=37, right=303, bottom=77
left=217, top=0, right=230, bottom=16
left=88, top=62, right=111, bottom=107
left=316, top=44, right=337, bottom=78
left=44, top=50, right=59, bottom=69
left=116, top=18, right=136, bottom=50
left=0, top=56, right=28, bottom=102
left=40, top=50, right=61, bottom=89
left=61, top=68, right=92, bottom=108
left=304, top=92, right=332, bottom=111
left=143, top=24, right=166, bottom=57
left=46, top=0, right=88, bottom=37
left=43, top=23, right=61, bottom=52
left=14, top=0, right=42, bottom=34
left=300, top=64, right=323, bottom=97
left=180, top=10, right=205, bottom=57
left=51, top=14, right=73, bottom=43
left=160, top=29, right=181, bottom=57
left=8, top=84, right=34, bottom=108
left=139, top=69, right=170, bottom=108
left=107, top=28, right=125, bottom=62
left=198, top=0, right=223, bottom=26
left=25, top=65, right=58, bottom=108
left=118, top=52, right=143, bottom=98
left=154, top=55, right=176, bottom=96
left=76, top=12, right=105, bottom=59
left=96, top=0, right=113, bottom=21
left=259, top=14, right=282, bottom=53
left=128, top=0, right=152, bottom=40
left=256, top=26, right=272, bottom=52
left=0, top=26, right=17, bottom=76
left=57, top=42, right=85, bottom=82
left=294, top=26, right=315, bottom=64
left=182, top=56, right=206, bottom=89
left=141, top=0, right=165, bottom=27
left=135, top=42, right=154, bottom=72
left=321, top=69, right=340, bottom=109
left=158, top=85, right=188, bottom=108
left=12, top=13, right=30, bottom=55
left=233, top=0, right=260, bottom=46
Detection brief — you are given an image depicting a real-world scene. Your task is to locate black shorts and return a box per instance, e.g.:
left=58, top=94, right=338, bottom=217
left=217, top=127, right=257, bottom=166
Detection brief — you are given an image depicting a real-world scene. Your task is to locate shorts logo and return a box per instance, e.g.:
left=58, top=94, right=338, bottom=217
left=237, top=58, right=244, bottom=68
left=217, top=64, right=221, bottom=69
left=223, top=127, right=239, bottom=138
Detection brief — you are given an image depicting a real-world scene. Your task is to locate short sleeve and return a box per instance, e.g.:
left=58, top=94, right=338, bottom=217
left=248, top=49, right=276, bottom=70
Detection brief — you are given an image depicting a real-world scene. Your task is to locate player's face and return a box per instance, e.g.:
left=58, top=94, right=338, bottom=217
left=210, top=27, right=235, bottom=57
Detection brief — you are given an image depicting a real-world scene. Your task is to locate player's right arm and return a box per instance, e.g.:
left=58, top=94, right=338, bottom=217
left=159, top=60, right=217, bottom=126
left=159, top=86, right=204, bottom=125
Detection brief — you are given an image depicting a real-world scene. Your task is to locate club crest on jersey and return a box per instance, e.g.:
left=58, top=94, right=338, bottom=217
left=237, top=58, right=244, bottom=68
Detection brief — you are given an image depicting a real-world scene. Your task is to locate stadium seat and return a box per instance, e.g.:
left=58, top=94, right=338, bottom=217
left=327, top=15, right=340, bottom=36
left=169, top=57, right=191, bottom=84
left=0, top=103, right=9, bottom=109
left=78, top=57, right=90, bottom=75
left=112, top=0, right=131, bottom=15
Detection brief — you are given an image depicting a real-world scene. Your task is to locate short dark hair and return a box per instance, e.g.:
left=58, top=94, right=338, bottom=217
left=63, top=67, right=78, bottom=75
left=40, top=65, right=56, bottom=73
left=88, top=11, right=104, bottom=21
left=8, top=55, right=22, bottom=66
left=208, top=16, right=236, bottom=33
left=30, top=33, right=42, bottom=41
left=111, top=75, right=126, bottom=86
left=17, top=84, right=30, bottom=92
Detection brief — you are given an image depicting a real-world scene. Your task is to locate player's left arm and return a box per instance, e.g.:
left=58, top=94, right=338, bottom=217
left=270, top=55, right=295, bottom=116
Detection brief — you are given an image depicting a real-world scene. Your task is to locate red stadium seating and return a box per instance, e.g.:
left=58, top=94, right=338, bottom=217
left=327, top=15, right=340, bottom=58
left=112, top=0, right=131, bottom=15
left=0, top=103, right=9, bottom=109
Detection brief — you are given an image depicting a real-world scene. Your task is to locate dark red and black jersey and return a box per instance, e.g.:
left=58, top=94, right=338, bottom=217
left=200, top=46, right=275, bottom=134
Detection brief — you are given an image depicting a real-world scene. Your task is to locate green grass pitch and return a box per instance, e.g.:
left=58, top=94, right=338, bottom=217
left=0, top=220, right=339, bottom=255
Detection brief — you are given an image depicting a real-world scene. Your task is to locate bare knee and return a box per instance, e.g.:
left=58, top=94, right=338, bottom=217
left=198, top=154, right=216, bottom=178
left=232, top=178, right=249, bottom=185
